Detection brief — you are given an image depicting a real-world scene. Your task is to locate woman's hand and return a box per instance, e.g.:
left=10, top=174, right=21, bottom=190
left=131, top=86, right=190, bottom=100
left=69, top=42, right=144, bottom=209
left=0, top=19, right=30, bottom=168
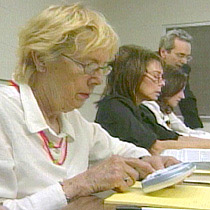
left=61, top=155, right=179, bottom=199
left=140, top=155, right=180, bottom=170
left=62, top=155, right=155, bottom=199
left=149, top=139, right=179, bottom=155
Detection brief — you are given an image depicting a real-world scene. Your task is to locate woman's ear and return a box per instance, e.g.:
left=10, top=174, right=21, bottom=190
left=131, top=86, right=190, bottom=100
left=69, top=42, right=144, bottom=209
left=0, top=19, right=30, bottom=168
left=31, top=51, right=46, bottom=72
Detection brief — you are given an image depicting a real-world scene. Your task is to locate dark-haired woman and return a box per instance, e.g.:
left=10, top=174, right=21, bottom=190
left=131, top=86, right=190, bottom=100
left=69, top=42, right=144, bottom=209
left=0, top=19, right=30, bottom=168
left=142, top=68, right=210, bottom=139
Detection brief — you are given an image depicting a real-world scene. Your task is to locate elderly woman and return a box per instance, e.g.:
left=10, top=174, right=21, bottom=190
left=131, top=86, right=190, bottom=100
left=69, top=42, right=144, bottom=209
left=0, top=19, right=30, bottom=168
left=95, top=45, right=210, bottom=155
left=0, top=3, right=178, bottom=210
left=142, top=67, right=210, bottom=138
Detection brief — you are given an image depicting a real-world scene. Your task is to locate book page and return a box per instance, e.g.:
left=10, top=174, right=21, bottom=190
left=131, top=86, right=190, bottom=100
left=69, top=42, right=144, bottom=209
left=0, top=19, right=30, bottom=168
left=161, top=148, right=210, bottom=162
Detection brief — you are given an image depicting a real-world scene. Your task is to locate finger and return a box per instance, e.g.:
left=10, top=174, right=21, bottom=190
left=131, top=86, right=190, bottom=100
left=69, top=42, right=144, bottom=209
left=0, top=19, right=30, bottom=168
left=161, top=156, right=181, bottom=168
left=121, top=163, right=140, bottom=184
left=144, top=156, right=165, bottom=170
left=114, top=180, right=130, bottom=193
left=124, top=157, right=155, bottom=178
left=113, top=177, right=131, bottom=193
left=123, top=175, right=135, bottom=187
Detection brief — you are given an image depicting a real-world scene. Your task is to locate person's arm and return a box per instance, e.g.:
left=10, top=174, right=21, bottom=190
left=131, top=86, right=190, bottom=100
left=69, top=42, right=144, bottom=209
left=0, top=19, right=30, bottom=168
left=0, top=102, right=67, bottom=210
left=89, top=122, right=151, bottom=161
left=169, top=112, right=192, bottom=135
left=61, top=155, right=179, bottom=199
left=0, top=136, right=67, bottom=210
left=60, top=110, right=179, bottom=199
left=150, top=136, right=210, bottom=155
left=3, top=184, right=67, bottom=210
left=95, top=98, right=158, bottom=149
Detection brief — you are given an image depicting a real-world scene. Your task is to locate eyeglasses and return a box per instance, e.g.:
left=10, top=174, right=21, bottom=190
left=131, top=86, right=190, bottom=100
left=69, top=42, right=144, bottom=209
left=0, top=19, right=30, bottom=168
left=61, top=54, right=112, bottom=76
left=144, top=71, right=165, bottom=85
left=174, top=53, right=193, bottom=62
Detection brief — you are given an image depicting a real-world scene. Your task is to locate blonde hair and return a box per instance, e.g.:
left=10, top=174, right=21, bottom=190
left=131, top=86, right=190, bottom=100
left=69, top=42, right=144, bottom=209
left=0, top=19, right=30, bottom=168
left=14, top=3, right=119, bottom=83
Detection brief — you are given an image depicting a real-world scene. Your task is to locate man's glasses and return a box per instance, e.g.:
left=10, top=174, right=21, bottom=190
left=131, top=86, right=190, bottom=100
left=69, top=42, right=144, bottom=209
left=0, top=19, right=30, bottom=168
left=61, top=54, right=112, bottom=76
left=144, top=71, right=165, bottom=85
left=174, top=53, right=192, bottom=62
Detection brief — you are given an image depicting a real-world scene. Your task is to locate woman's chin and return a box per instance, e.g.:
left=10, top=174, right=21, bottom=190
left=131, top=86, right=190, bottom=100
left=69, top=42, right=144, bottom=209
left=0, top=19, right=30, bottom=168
left=151, top=96, right=158, bottom=101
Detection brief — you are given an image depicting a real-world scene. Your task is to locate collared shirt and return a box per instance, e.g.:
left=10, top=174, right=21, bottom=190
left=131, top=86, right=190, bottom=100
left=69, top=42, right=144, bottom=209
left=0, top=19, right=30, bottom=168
left=0, top=84, right=150, bottom=210
left=142, top=100, right=210, bottom=139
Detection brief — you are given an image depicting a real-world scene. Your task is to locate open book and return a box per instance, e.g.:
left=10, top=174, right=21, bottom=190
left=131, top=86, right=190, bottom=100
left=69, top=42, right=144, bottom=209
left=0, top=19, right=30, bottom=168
left=161, top=148, right=210, bottom=162
left=161, top=148, right=210, bottom=183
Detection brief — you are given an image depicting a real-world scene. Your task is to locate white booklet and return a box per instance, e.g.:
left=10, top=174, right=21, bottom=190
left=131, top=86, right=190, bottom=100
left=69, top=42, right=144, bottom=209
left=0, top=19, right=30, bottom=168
left=161, top=148, right=210, bottom=162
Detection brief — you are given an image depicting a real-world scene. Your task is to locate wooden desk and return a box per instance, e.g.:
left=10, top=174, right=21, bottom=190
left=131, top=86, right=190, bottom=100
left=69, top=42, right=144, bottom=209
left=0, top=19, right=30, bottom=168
left=61, top=182, right=210, bottom=210
left=61, top=195, right=117, bottom=210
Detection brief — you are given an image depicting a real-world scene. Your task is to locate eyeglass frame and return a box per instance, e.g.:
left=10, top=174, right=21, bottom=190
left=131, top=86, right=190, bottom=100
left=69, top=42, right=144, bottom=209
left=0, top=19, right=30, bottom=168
left=61, top=53, right=112, bottom=76
left=172, top=52, right=193, bottom=62
left=144, top=71, right=165, bottom=85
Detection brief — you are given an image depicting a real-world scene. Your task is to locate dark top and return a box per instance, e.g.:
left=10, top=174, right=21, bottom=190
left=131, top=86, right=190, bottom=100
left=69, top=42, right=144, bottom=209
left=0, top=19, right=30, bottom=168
left=178, top=64, right=203, bottom=129
left=95, top=95, right=179, bottom=149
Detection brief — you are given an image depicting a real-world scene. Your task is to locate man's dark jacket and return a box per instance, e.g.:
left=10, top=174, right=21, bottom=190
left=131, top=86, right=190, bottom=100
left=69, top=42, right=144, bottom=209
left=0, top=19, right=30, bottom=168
left=179, top=64, right=203, bottom=129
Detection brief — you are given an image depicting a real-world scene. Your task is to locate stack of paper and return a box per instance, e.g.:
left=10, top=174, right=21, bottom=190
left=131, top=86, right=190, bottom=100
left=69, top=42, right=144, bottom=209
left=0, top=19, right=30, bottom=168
left=104, top=182, right=210, bottom=209
left=184, top=168, right=210, bottom=184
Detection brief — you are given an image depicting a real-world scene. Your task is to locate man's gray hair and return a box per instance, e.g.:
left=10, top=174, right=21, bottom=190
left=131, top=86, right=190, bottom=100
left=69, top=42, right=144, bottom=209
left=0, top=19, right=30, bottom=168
left=159, top=29, right=192, bottom=51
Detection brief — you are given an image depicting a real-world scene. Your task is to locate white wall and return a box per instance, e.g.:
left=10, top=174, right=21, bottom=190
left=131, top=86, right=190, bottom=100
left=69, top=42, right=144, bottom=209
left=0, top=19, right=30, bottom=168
left=0, top=0, right=65, bottom=79
left=0, top=0, right=106, bottom=80
left=1, top=0, right=210, bottom=129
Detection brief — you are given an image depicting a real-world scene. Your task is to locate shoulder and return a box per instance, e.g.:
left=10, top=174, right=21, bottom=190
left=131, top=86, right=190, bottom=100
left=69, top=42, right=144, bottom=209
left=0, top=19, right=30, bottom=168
left=0, top=85, right=19, bottom=98
left=65, top=109, right=87, bottom=123
left=142, top=101, right=160, bottom=111
left=0, top=85, right=21, bottom=110
left=98, top=95, right=136, bottom=111
left=98, top=95, right=132, bottom=105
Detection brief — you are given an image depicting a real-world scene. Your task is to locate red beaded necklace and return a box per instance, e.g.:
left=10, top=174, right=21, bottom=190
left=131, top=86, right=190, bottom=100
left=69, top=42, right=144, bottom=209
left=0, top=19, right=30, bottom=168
left=10, top=81, right=68, bottom=165
left=39, top=131, right=68, bottom=165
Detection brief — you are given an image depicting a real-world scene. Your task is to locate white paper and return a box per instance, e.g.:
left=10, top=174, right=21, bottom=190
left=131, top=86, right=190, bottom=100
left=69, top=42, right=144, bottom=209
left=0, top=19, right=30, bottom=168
left=161, top=148, right=210, bottom=162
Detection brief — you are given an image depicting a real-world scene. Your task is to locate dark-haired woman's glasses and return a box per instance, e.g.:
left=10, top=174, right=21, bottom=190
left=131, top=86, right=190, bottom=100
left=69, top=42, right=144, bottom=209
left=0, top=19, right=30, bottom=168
left=62, top=54, right=112, bottom=76
left=145, top=72, right=165, bottom=85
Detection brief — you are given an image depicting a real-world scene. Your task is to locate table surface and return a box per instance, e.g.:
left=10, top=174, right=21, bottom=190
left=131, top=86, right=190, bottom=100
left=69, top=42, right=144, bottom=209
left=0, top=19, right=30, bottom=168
left=61, top=190, right=130, bottom=210
left=61, top=182, right=210, bottom=210
left=61, top=195, right=118, bottom=210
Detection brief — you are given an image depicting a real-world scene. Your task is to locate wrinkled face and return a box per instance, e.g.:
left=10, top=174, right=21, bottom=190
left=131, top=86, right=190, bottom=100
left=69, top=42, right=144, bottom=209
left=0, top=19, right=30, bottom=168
left=167, top=88, right=185, bottom=108
left=42, top=48, right=111, bottom=113
left=137, top=60, right=165, bottom=104
left=160, top=38, right=192, bottom=68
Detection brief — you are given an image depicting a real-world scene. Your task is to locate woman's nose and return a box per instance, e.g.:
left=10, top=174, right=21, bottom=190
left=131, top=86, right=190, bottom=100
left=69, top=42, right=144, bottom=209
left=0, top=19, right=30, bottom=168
left=160, top=79, right=165, bottom=87
left=88, top=71, right=103, bottom=86
left=180, top=91, right=185, bottom=99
